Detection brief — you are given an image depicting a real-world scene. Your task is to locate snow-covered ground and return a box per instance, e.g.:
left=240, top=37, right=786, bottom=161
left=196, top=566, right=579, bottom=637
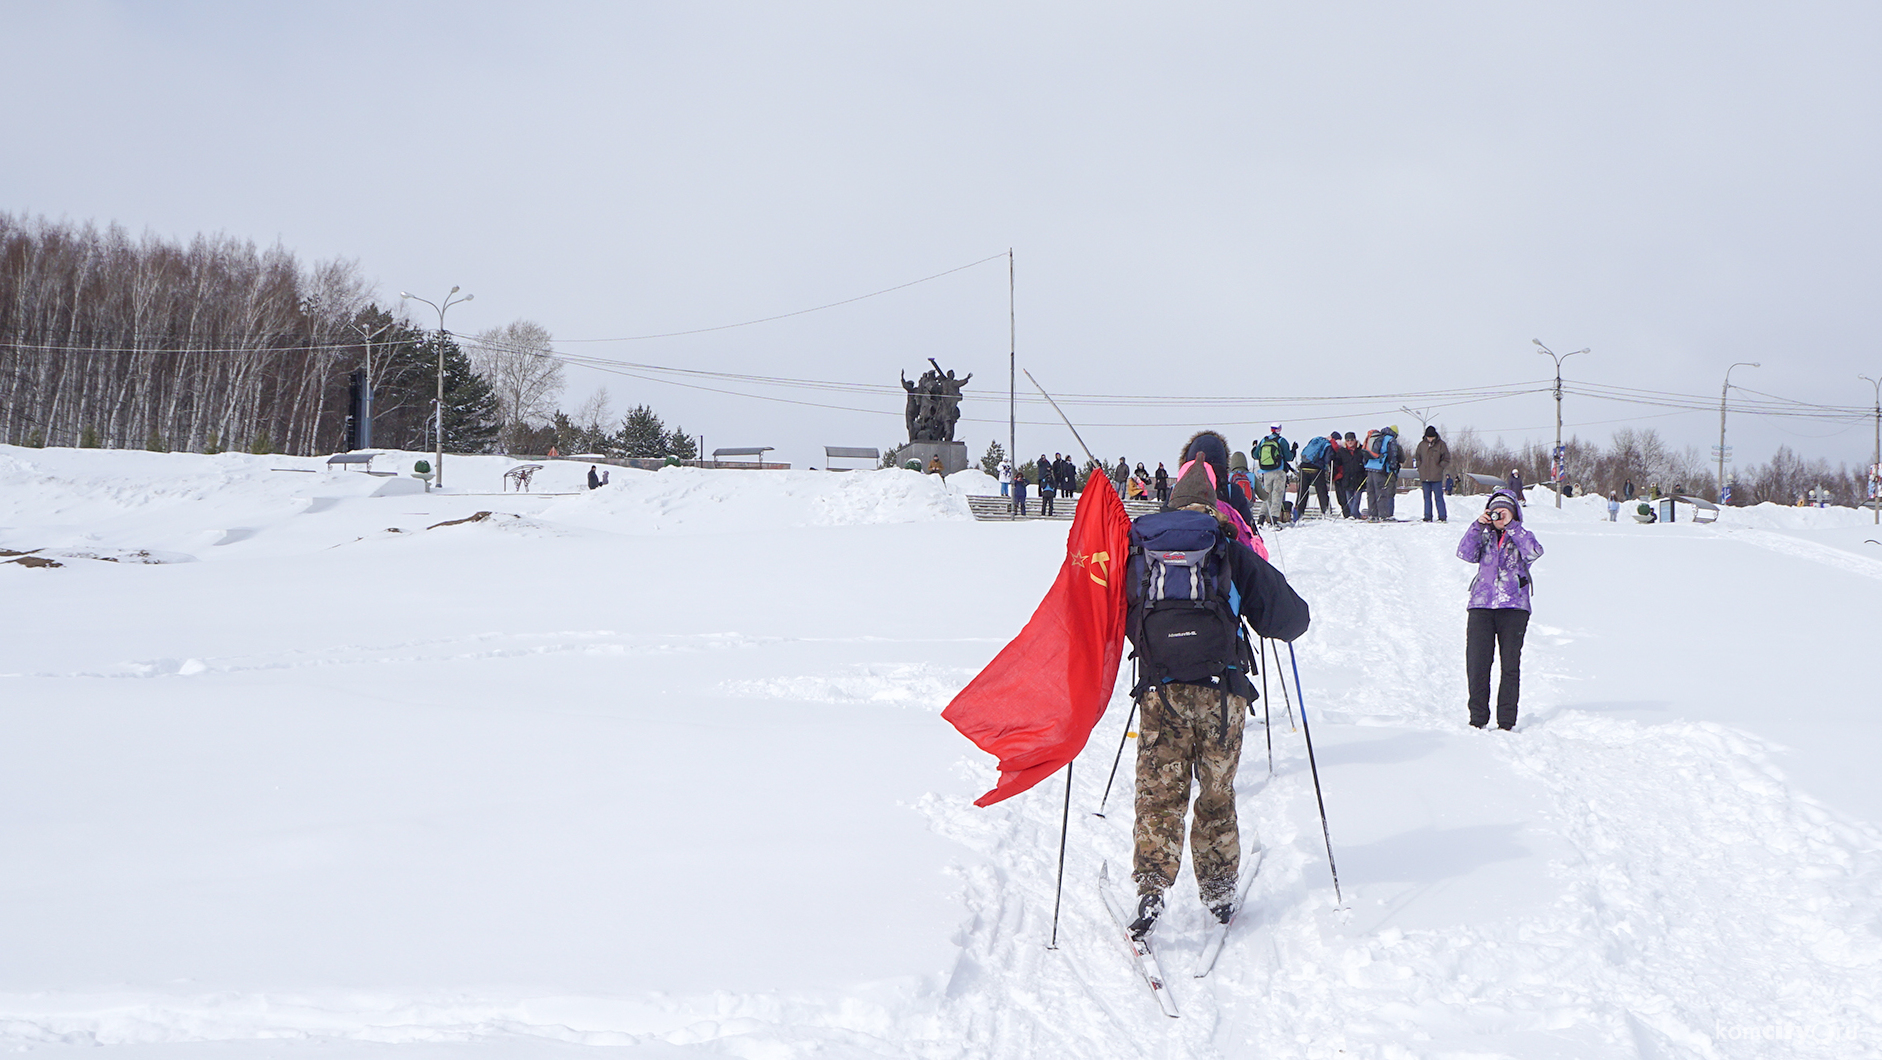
left=2, top=446, right=1879, bottom=1059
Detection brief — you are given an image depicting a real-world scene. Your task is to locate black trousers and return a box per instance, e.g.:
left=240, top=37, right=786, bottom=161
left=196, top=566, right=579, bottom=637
left=1466, top=607, right=1530, bottom=729
left=1296, top=464, right=1330, bottom=514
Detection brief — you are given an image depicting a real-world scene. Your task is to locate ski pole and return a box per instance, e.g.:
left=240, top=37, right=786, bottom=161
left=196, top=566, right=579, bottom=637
left=1093, top=700, right=1138, bottom=819
left=1049, top=761, right=1073, bottom=949
left=1254, top=629, right=1273, bottom=775
left=1287, top=640, right=1342, bottom=905
left=1262, top=637, right=1296, bottom=732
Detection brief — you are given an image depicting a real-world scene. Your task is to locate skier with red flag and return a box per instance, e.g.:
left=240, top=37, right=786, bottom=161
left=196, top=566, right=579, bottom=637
left=1125, top=431, right=1309, bottom=940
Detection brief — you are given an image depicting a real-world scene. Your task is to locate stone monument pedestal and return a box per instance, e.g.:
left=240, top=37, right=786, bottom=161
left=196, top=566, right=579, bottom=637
left=892, top=440, right=969, bottom=476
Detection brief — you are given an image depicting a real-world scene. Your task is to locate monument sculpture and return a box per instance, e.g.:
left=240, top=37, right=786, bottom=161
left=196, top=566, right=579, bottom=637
left=893, top=359, right=973, bottom=474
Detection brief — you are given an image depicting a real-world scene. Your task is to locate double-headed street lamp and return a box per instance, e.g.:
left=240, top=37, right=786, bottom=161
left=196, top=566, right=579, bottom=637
left=1533, top=339, right=1589, bottom=508
left=1718, top=362, right=1759, bottom=504
left=400, top=287, right=474, bottom=489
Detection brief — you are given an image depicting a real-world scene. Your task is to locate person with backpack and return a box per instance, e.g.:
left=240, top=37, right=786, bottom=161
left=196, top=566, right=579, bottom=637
left=1251, top=424, right=1295, bottom=527
left=1153, top=462, right=1169, bottom=504
left=1336, top=431, right=1367, bottom=518
left=1036, top=454, right=1057, bottom=516
left=1414, top=426, right=1451, bottom=522
left=1227, top=450, right=1256, bottom=507
left=1125, top=431, right=1311, bottom=939
left=1457, top=489, right=1543, bottom=731
left=1293, top=430, right=1338, bottom=522
left=1363, top=426, right=1401, bottom=521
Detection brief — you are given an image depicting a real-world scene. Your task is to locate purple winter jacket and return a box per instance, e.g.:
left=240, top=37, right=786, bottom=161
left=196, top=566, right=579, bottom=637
left=1457, top=488, right=1543, bottom=610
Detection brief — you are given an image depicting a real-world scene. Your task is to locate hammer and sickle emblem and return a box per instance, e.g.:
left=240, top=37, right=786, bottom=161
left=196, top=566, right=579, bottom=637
left=1087, top=550, right=1111, bottom=587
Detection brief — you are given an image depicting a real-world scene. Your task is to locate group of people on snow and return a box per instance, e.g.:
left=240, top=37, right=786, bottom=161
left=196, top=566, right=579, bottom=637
left=994, top=424, right=1466, bottom=526
left=1110, top=426, right=1540, bottom=942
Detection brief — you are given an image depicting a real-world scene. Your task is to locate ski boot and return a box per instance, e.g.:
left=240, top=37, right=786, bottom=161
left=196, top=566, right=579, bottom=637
left=1128, top=891, right=1165, bottom=940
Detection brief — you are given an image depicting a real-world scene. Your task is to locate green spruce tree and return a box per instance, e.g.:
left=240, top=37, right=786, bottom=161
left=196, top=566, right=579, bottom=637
left=979, top=439, right=1006, bottom=477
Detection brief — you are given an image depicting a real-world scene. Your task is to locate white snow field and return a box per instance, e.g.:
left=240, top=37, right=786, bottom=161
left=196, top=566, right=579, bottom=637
left=2, top=446, right=1879, bottom=1060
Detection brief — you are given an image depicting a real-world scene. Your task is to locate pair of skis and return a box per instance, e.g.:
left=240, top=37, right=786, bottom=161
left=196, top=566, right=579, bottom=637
left=1096, top=849, right=1263, bottom=1019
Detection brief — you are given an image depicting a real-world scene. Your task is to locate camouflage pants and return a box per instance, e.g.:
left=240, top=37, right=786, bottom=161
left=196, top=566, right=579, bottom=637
left=1132, top=681, right=1246, bottom=904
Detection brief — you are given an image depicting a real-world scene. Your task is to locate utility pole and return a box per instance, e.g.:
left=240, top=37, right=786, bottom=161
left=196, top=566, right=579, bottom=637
left=1008, top=249, right=1016, bottom=520
left=1533, top=340, right=1589, bottom=508
left=1717, top=362, right=1759, bottom=505
left=400, top=287, right=474, bottom=489
left=1863, top=374, right=1881, bottom=525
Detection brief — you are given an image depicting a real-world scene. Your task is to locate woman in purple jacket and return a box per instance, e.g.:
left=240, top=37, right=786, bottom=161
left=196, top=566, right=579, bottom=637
left=1457, top=489, right=1544, bottom=730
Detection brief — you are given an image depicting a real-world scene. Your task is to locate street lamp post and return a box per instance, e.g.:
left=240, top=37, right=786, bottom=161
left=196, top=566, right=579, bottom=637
left=400, top=287, right=474, bottom=489
left=1862, top=374, right=1881, bottom=525
left=345, top=318, right=389, bottom=451
left=1533, top=339, right=1589, bottom=508
left=1718, top=362, right=1759, bottom=505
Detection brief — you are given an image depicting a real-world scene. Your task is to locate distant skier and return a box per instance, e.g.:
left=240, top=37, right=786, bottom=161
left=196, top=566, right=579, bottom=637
left=1251, top=424, right=1295, bottom=526
left=1363, top=426, right=1401, bottom=521
left=1293, top=429, right=1337, bottom=522
left=1125, top=431, right=1310, bottom=939
left=1457, top=489, right=1544, bottom=731
left=586, top=465, right=600, bottom=490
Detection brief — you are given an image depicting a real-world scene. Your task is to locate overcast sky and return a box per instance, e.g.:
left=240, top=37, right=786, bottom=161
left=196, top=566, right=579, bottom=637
left=6, top=2, right=1880, bottom=473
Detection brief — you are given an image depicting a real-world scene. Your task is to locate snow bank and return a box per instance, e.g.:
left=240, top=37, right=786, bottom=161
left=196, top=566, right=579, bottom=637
left=540, top=465, right=972, bottom=534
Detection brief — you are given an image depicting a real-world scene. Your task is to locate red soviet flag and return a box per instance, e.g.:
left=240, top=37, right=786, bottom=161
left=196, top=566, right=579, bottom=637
left=942, top=479, right=1133, bottom=806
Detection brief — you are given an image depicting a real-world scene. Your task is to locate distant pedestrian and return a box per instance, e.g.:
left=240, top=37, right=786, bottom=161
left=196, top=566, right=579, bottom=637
left=587, top=465, right=601, bottom=490
left=1037, top=454, right=1058, bottom=516
left=1623, top=480, right=1635, bottom=500
left=1154, top=462, right=1170, bottom=504
left=1337, top=431, right=1366, bottom=518
left=1056, top=454, right=1079, bottom=497
left=1457, top=490, right=1543, bottom=731
left=1012, top=468, right=1029, bottom=516
left=1509, top=467, right=1524, bottom=495
left=1607, top=492, right=1620, bottom=521
left=999, top=462, right=1012, bottom=496
left=1114, top=457, right=1130, bottom=499
left=1415, top=426, right=1451, bottom=523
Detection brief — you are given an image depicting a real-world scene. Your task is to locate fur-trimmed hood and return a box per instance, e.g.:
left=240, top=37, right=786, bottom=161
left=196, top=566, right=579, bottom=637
left=1178, top=430, right=1232, bottom=500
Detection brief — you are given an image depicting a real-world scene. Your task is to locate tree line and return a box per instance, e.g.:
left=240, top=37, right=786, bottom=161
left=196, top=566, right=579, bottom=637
left=0, top=213, right=693, bottom=460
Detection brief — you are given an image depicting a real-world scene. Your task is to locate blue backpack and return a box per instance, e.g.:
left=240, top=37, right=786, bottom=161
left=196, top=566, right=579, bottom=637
left=1299, top=435, right=1332, bottom=467
left=1125, top=510, right=1256, bottom=731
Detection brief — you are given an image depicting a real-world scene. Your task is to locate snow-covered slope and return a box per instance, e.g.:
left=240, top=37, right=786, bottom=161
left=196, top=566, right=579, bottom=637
left=2, top=446, right=1879, bottom=1059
